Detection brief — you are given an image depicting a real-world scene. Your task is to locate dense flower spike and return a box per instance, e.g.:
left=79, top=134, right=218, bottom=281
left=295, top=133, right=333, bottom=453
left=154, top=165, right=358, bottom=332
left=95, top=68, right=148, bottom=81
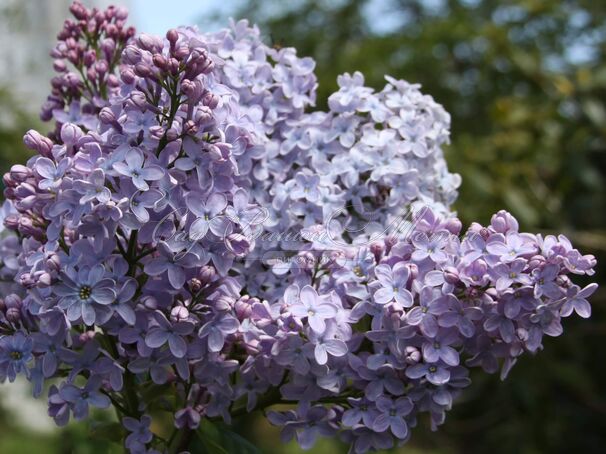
left=0, top=3, right=597, bottom=453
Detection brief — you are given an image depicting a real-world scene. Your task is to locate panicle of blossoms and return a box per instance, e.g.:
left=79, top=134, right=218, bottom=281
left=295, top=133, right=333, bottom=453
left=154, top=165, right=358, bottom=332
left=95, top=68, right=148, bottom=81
left=0, top=3, right=598, bottom=454
left=41, top=1, right=135, bottom=136
left=264, top=208, right=596, bottom=452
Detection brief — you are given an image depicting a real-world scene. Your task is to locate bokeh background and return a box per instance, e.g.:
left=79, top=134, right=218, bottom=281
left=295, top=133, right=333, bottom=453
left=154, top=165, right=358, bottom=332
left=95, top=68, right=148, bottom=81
left=0, top=0, right=604, bottom=453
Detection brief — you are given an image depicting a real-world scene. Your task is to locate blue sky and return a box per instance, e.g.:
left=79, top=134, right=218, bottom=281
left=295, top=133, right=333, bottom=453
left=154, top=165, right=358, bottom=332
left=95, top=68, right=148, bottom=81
left=131, top=0, right=240, bottom=34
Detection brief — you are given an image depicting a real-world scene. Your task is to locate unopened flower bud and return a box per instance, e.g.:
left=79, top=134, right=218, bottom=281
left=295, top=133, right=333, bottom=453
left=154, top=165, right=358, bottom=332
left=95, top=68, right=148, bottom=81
left=170, top=306, right=189, bottom=322
left=60, top=123, right=83, bottom=146
left=9, top=164, right=32, bottom=183
left=134, top=63, right=153, bottom=78
left=141, top=295, right=158, bottom=310
left=527, top=255, right=546, bottom=270
left=194, top=106, right=212, bottom=124
left=235, top=296, right=253, bottom=320
left=198, top=266, right=215, bottom=285
left=166, top=29, right=179, bottom=45
left=137, top=33, right=162, bottom=52
left=479, top=228, right=491, bottom=241
left=53, top=59, right=67, bottom=72
left=83, top=50, right=96, bottom=66
left=6, top=307, right=21, bottom=323
left=444, top=266, right=459, bottom=284
left=404, top=346, right=421, bottom=365
left=491, top=210, right=519, bottom=234
left=4, top=294, right=22, bottom=309
left=152, top=53, right=167, bottom=70
left=225, top=233, right=251, bottom=257
left=443, top=217, right=462, bottom=235
left=174, top=407, right=201, bottom=430
left=23, top=130, right=53, bottom=157
left=369, top=241, right=384, bottom=262
left=99, top=107, right=117, bottom=125
left=122, top=45, right=142, bottom=65
left=95, top=60, right=108, bottom=76
left=214, top=295, right=234, bottom=312
left=188, top=278, right=202, bottom=293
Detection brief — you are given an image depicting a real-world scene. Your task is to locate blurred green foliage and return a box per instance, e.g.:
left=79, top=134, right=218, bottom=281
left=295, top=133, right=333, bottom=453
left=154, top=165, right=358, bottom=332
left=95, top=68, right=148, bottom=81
left=0, top=88, right=34, bottom=179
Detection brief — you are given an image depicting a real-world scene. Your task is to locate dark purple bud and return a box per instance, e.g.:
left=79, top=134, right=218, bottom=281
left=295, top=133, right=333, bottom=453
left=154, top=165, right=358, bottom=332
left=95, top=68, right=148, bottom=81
left=369, top=241, right=384, bottom=262
left=69, top=1, right=89, bottom=20
left=83, top=50, right=96, bottom=66
left=6, top=307, right=21, bottom=323
left=134, top=63, right=153, bottom=78
left=407, top=263, right=418, bottom=282
left=120, top=68, right=136, bottom=84
left=86, top=67, right=97, bottom=82
left=101, top=38, right=116, bottom=55
left=166, top=29, right=179, bottom=45
left=188, top=278, right=202, bottom=293
left=105, top=23, right=118, bottom=38
left=152, top=54, right=167, bottom=70
left=168, top=58, right=180, bottom=75
left=95, top=60, right=108, bottom=76
left=198, top=266, right=215, bottom=285
left=174, top=407, right=201, bottom=430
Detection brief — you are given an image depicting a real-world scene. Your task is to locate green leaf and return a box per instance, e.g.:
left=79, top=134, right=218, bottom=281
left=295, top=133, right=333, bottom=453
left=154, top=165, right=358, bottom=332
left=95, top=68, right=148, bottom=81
left=197, top=420, right=261, bottom=454
left=88, top=421, right=124, bottom=444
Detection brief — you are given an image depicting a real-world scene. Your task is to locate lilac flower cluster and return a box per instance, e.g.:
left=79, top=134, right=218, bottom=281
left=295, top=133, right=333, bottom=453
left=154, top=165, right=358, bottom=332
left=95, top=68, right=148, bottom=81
left=41, top=1, right=135, bottom=136
left=0, top=3, right=597, bottom=453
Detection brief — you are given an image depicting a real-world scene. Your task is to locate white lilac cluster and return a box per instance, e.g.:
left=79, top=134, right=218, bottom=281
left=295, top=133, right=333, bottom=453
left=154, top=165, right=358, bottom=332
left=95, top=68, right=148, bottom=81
left=0, top=3, right=597, bottom=453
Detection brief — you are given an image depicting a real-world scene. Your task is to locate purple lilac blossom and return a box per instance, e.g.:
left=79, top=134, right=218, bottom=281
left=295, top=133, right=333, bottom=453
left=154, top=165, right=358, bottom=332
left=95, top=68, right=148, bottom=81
left=0, top=3, right=598, bottom=453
